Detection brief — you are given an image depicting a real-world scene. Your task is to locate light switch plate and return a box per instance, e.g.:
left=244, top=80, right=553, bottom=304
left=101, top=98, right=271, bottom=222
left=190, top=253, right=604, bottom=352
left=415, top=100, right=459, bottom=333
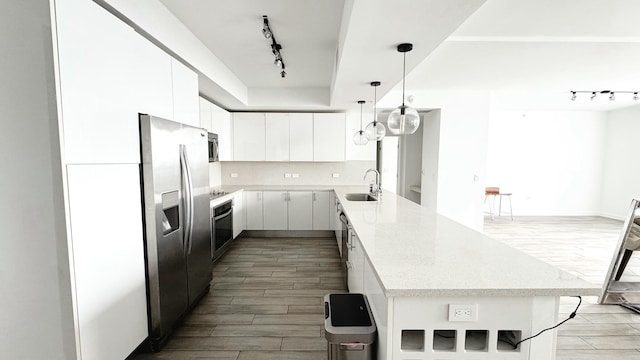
left=230, top=173, right=238, bottom=178
left=332, top=173, right=340, bottom=178
left=292, top=173, right=299, bottom=178
left=284, top=173, right=292, bottom=178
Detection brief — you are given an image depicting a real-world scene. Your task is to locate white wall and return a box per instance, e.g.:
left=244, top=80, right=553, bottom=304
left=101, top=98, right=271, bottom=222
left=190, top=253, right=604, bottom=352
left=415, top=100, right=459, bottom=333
left=0, top=1, right=76, bottom=358
left=486, top=111, right=606, bottom=216
left=379, top=91, right=491, bottom=230
left=421, top=110, right=441, bottom=211
left=601, top=105, right=640, bottom=219
left=398, top=122, right=423, bottom=204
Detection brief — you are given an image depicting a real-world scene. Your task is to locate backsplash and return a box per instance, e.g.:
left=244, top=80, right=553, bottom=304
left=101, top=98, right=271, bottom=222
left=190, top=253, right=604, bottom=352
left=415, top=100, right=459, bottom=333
left=220, top=161, right=376, bottom=186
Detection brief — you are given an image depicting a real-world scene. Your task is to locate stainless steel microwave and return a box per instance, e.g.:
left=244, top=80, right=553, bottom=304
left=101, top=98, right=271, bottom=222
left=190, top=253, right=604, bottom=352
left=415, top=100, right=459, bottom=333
left=208, top=133, right=219, bottom=162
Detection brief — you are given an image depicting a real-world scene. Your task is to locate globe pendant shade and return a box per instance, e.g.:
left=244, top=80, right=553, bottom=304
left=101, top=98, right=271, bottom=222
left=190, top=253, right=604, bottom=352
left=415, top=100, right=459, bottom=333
left=364, top=121, right=386, bottom=141
left=387, top=105, right=420, bottom=135
left=353, top=130, right=369, bottom=145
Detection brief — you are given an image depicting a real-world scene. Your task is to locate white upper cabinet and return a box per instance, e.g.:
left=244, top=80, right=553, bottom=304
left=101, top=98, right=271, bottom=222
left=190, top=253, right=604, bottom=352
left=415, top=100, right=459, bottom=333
left=314, top=113, right=346, bottom=161
left=289, top=113, right=314, bottom=161
left=289, top=191, right=313, bottom=230
left=199, top=97, right=212, bottom=132
left=56, top=0, right=167, bottom=164
left=171, top=59, right=199, bottom=127
left=233, top=113, right=265, bottom=161
left=210, top=102, right=233, bottom=161
left=265, top=113, right=290, bottom=161
left=312, top=191, right=330, bottom=230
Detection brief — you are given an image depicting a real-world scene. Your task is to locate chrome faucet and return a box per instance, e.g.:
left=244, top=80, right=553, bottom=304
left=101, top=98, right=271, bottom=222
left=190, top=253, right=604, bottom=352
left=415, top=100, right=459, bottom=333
left=364, top=169, right=381, bottom=198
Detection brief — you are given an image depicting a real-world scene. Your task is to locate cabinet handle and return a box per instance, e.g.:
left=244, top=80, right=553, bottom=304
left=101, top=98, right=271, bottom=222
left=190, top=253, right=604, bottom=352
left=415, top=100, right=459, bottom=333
left=313, top=192, right=316, bottom=201
left=258, top=192, right=262, bottom=201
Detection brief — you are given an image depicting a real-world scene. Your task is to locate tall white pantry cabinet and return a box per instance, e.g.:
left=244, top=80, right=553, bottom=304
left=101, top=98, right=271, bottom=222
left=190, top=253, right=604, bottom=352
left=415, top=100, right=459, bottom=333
left=3, top=1, right=199, bottom=359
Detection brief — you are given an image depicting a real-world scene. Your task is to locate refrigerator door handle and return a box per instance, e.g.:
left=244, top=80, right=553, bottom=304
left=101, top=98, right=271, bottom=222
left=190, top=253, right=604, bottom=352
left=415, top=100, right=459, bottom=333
left=180, top=145, right=195, bottom=255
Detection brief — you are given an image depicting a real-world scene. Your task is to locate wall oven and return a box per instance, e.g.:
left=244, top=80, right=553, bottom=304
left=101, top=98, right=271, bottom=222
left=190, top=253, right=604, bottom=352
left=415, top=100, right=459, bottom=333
left=211, top=200, right=233, bottom=261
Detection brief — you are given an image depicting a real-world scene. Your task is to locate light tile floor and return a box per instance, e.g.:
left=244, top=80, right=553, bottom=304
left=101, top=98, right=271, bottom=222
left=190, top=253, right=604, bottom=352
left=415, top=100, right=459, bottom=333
left=136, top=216, right=640, bottom=359
left=484, top=216, right=640, bottom=359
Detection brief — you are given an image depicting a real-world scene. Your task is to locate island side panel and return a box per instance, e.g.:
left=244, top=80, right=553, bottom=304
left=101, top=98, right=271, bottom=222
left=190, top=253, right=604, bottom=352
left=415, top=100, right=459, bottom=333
left=391, top=296, right=559, bottom=359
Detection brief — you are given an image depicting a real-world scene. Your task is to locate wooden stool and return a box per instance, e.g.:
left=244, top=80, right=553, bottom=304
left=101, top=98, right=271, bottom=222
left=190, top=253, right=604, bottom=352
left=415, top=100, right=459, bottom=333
left=484, top=187, right=513, bottom=220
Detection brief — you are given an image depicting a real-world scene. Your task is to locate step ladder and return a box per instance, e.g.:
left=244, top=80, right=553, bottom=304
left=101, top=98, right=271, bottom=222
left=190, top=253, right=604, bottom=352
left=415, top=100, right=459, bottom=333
left=600, top=199, right=640, bottom=313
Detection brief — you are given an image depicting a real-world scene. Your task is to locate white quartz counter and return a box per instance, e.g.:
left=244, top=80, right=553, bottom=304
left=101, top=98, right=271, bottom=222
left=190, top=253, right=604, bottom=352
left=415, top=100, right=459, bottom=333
left=213, top=185, right=600, bottom=298
left=332, top=187, right=601, bottom=298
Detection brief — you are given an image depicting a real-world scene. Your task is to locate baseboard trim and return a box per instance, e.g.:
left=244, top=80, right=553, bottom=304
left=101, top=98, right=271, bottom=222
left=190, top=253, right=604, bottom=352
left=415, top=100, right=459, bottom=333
left=241, top=230, right=334, bottom=238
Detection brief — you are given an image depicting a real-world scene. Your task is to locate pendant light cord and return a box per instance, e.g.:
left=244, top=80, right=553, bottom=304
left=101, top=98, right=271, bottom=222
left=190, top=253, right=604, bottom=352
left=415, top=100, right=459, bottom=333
left=401, top=51, right=406, bottom=107
left=373, top=85, right=377, bottom=125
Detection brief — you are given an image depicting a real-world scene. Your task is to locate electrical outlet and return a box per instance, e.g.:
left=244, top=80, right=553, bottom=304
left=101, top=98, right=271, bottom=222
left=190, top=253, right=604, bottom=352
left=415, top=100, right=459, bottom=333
left=230, top=173, right=238, bottom=178
left=332, top=173, right=340, bottom=178
left=448, top=304, right=478, bottom=322
left=292, top=173, right=299, bottom=178
left=284, top=173, right=292, bottom=178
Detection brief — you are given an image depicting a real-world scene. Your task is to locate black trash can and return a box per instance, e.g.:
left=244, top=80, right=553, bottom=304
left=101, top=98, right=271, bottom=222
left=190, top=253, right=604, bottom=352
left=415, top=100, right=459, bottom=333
left=324, top=293, right=377, bottom=360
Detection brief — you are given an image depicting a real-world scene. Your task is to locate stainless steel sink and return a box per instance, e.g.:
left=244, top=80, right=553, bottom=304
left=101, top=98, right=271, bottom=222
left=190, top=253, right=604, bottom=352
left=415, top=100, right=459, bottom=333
left=345, top=193, right=378, bottom=202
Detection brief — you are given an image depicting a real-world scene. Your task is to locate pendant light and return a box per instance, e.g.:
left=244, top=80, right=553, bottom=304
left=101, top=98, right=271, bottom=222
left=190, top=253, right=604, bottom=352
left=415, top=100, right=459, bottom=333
left=353, top=100, right=369, bottom=145
left=387, top=43, right=420, bottom=135
left=364, top=81, right=386, bottom=141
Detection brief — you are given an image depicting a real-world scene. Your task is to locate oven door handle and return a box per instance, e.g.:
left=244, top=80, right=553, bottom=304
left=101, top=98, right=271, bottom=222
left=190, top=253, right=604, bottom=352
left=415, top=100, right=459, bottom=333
left=214, top=208, right=233, bottom=221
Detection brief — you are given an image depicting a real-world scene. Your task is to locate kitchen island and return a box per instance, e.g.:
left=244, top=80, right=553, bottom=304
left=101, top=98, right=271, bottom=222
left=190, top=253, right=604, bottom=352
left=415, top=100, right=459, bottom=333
left=333, top=187, right=599, bottom=360
left=211, top=185, right=599, bottom=359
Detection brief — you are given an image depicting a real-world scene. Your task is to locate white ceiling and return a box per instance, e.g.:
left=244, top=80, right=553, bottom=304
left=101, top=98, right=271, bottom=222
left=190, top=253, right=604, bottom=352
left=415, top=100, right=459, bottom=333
left=403, top=0, right=640, bottom=111
left=159, top=0, right=640, bottom=112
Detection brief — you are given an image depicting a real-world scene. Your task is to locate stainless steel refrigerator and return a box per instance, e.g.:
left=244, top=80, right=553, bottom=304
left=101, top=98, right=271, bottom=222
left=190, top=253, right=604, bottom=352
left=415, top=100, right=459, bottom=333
left=139, top=114, right=212, bottom=350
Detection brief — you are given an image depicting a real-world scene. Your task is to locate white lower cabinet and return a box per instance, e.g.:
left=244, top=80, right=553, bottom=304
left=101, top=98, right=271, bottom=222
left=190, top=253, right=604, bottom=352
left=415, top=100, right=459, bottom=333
left=347, top=230, right=365, bottom=294
left=288, top=191, right=313, bottom=230
left=232, top=191, right=244, bottom=238
left=245, top=191, right=264, bottom=230
left=263, top=191, right=289, bottom=230
left=312, top=191, right=330, bottom=230
left=262, top=191, right=313, bottom=230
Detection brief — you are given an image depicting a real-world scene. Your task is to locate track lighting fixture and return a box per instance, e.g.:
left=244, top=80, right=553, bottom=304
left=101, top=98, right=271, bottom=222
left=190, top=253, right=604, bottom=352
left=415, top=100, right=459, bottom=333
left=262, top=16, right=272, bottom=39
left=262, top=15, right=286, bottom=79
left=570, top=90, right=640, bottom=102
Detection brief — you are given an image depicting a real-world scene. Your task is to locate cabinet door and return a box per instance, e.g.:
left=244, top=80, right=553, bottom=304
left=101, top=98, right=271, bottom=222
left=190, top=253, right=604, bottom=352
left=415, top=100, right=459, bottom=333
left=245, top=191, right=264, bottom=230
left=233, top=113, right=265, bottom=161
left=312, top=191, right=330, bottom=230
left=199, top=97, right=212, bottom=132
left=232, top=191, right=244, bottom=238
left=171, top=58, right=199, bottom=127
left=288, top=191, right=313, bottom=231
left=265, top=113, right=290, bottom=161
left=313, top=113, right=346, bottom=162
left=66, top=164, right=147, bottom=360
left=348, top=231, right=365, bottom=294
left=210, top=103, right=233, bottom=161
left=263, top=191, right=288, bottom=230
left=329, top=191, right=336, bottom=232
left=290, top=113, right=314, bottom=161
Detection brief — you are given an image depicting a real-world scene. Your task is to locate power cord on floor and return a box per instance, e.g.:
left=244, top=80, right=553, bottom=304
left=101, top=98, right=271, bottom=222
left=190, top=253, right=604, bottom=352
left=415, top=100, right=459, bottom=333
left=511, top=296, right=582, bottom=350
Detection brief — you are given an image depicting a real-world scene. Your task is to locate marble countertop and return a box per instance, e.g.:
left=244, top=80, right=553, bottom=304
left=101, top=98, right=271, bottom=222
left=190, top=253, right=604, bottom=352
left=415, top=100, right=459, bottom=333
left=212, top=185, right=601, bottom=297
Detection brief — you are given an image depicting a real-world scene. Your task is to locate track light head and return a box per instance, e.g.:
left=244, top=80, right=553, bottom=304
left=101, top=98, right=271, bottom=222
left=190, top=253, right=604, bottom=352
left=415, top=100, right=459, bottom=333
left=635, top=92, right=639, bottom=101
left=262, top=16, right=272, bottom=39
left=280, top=70, right=286, bottom=78
left=610, top=92, right=615, bottom=101
left=571, top=91, right=577, bottom=101
left=590, top=92, right=597, bottom=100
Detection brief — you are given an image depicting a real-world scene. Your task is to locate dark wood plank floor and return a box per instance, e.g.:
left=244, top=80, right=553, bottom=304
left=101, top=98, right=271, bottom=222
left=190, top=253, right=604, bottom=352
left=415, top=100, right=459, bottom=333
left=135, top=236, right=344, bottom=360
